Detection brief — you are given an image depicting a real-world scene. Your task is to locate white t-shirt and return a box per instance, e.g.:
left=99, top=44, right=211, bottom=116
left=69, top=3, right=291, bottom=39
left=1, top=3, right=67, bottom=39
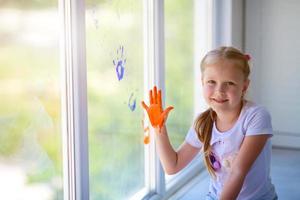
left=185, top=101, right=277, bottom=200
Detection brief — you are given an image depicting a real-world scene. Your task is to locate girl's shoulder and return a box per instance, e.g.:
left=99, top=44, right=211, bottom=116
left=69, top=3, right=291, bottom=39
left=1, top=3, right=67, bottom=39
left=242, top=100, right=271, bottom=119
left=241, top=100, right=273, bottom=135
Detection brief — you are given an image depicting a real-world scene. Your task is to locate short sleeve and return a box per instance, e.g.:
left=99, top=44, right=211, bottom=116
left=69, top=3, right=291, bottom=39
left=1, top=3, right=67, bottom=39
left=245, top=106, right=273, bottom=136
left=185, top=127, right=202, bottom=148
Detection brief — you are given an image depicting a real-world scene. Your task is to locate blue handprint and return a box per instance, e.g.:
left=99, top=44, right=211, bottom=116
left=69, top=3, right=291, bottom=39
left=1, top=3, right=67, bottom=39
left=128, top=92, right=136, bottom=111
left=113, top=46, right=126, bottom=81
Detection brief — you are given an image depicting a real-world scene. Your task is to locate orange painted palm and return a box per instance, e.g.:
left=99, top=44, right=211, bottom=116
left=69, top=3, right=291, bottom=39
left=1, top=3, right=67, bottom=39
left=141, top=86, right=174, bottom=128
left=141, top=86, right=173, bottom=144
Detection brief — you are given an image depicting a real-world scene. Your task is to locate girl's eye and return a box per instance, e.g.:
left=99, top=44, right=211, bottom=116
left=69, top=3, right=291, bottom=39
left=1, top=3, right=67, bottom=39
left=226, top=82, right=235, bottom=86
left=207, top=80, right=216, bottom=85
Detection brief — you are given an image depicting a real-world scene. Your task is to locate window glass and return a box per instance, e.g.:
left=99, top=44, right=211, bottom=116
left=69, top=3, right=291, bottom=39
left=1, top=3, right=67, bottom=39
left=0, top=1, right=63, bottom=199
left=164, top=0, right=194, bottom=180
left=85, top=1, right=145, bottom=199
left=165, top=0, right=194, bottom=150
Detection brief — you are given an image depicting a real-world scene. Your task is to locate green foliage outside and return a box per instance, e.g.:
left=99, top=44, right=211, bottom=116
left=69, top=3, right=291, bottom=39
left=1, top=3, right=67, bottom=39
left=0, top=1, right=63, bottom=199
left=0, top=0, right=57, bottom=9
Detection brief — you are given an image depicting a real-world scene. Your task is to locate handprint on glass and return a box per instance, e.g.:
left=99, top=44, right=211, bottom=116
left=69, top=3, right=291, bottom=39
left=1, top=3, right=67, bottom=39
left=91, top=8, right=99, bottom=29
left=128, top=92, right=136, bottom=111
left=113, top=45, right=126, bottom=81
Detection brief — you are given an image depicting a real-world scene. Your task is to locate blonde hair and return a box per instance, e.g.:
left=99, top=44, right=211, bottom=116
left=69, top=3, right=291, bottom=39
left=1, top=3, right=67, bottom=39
left=194, top=46, right=250, bottom=177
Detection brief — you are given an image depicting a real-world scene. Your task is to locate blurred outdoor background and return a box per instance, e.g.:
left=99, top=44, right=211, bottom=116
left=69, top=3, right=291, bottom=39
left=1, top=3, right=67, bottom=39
left=0, top=0, right=62, bottom=200
left=0, top=0, right=194, bottom=199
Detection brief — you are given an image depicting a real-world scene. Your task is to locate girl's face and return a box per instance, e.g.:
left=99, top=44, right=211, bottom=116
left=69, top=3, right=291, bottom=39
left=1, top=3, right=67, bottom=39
left=202, top=59, right=249, bottom=114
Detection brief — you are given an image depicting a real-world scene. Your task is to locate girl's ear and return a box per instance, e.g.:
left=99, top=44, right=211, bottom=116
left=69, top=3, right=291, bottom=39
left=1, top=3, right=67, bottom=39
left=243, top=79, right=250, bottom=93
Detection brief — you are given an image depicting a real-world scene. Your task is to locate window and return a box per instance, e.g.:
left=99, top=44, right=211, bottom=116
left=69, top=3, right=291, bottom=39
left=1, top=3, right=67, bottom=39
left=0, top=0, right=212, bottom=199
left=0, top=1, right=63, bottom=199
left=84, top=0, right=211, bottom=198
left=164, top=0, right=197, bottom=187
left=164, top=0, right=212, bottom=193
left=85, top=1, right=145, bottom=199
left=164, top=0, right=194, bottom=162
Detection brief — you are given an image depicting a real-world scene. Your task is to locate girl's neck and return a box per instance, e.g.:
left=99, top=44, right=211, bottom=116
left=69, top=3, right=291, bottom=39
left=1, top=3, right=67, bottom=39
left=215, top=101, right=244, bottom=132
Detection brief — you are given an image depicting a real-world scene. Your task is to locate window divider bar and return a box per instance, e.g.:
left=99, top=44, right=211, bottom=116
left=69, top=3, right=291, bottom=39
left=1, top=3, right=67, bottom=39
left=143, top=0, right=154, bottom=196
left=212, top=0, right=244, bottom=49
left=143, top=0, right=166, bottom=198
left=193, top=0, right=213, bottom=115
left=59, top=0, right=89, bottom=199
left=153, top=0, right=166, bottom=196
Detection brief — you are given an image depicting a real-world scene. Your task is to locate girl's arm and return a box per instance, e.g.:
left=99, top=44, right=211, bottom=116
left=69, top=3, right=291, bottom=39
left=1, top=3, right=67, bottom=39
left=154, top=125, right=200, bottom=175
left=141, top=86, right=200, bottom=174
left=220, top=134, right=269, bottom=200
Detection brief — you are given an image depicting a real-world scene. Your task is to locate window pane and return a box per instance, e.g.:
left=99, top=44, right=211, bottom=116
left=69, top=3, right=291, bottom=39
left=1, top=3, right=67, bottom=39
left=164, top=0, right=194, bottom=179
left=165, top=0, right=194, bottom=150
left=85, top=1, right=144, bottom=199
left=0, top=1, right=63, bottom=200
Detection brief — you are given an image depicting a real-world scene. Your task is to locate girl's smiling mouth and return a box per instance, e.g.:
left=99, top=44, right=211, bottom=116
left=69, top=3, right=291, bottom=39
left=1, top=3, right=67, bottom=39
left=212, top=98, right=229, bottom=103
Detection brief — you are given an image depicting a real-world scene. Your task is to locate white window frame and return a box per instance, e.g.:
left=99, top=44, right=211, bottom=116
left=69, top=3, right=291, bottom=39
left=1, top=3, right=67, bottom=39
left=211, top=0, right=244, bottom=49
left=139, top=0, right=166, bottom=199
left=59, top=0, right=213, bottom=199
left=59, top=0, right=89, bottom=199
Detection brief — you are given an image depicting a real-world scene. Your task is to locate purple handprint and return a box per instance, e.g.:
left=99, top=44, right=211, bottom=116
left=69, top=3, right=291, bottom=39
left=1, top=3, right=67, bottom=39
left=128, top=92, right=136, bottom=111
left=113, top=46, right=126, bottom=81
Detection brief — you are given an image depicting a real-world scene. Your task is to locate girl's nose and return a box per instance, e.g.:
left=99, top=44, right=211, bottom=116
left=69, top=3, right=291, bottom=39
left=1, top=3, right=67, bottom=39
left=216, top=84, right=226, bottom=94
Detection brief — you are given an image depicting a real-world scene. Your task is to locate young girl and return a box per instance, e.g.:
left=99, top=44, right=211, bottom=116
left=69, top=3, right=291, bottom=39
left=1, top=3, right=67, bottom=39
left=141, top=46, right=277, bottom=200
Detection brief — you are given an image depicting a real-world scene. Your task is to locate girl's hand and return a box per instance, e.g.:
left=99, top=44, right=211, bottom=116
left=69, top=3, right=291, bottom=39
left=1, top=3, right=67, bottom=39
left=141, top=86, right=174, bottom=128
